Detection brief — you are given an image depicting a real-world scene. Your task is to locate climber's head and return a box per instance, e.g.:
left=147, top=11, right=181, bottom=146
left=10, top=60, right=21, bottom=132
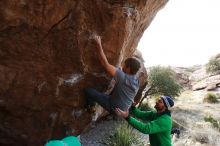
left=122, top=58, right=141, bottom=75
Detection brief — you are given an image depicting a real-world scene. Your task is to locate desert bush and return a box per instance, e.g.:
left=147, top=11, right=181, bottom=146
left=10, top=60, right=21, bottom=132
left=139, top=66, right=182, bottom=106
left=147, top=66, right=182, bottom=97
left=206, top=57, right=220, bottom=73
left=139, top=100, right=152, bottom=111
left=204, top=115, right=219, bottom=129
left=203, top=93, right=218, bottom=103
left=104, top=123, right=145, bottom=146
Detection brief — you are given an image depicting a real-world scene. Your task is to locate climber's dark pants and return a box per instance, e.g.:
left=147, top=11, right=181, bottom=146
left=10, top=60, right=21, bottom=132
left=84, top=88, right=113, bottom=113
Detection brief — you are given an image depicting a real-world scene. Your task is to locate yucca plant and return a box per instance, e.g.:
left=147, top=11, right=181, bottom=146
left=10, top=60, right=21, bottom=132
left=103, top=123, right=145, bottom=146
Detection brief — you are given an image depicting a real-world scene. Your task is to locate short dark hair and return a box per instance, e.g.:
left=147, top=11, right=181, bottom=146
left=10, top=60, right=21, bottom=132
left=124, top=58, right=141, bottom=75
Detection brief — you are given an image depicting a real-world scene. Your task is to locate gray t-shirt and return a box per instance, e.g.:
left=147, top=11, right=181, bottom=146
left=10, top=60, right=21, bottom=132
left=110, top=68, right=139, bottom=111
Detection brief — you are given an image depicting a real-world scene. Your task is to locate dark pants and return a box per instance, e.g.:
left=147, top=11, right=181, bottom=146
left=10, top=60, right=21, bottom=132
left=84, top=88, right=113, bottom=113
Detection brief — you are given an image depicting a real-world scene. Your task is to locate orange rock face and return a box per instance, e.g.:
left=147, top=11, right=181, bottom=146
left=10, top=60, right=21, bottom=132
left=0, top=0, right=167, bottom=145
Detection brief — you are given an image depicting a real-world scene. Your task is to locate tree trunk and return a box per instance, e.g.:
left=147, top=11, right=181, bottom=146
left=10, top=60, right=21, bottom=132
left=138, top=86, right=152, bottom=108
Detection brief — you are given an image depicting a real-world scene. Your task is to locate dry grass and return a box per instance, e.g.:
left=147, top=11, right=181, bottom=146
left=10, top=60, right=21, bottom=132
left=171, top=90, right=220, bottom=146
left=203, top=93, right=219, bottom=103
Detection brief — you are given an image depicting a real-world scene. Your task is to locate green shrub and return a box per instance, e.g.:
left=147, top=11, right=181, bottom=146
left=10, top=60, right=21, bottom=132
left=104, top=123, right=144, bottom=146
left=203, top=93, right=218, bottom=103
left=147, top=66, right=182, bottom=97
left=139, top=100, right=152, bottom=111
left=204, top=115, right=219, bottom=129
left=206, top=58, right=220, bottom=73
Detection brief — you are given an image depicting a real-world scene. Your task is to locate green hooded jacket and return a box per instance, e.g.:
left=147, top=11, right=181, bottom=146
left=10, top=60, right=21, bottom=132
left=126, top=107, right=172, bottom=146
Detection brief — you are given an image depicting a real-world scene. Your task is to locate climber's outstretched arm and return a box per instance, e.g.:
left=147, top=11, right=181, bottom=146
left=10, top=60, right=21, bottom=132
left=93, top=35, right=116, bottom=77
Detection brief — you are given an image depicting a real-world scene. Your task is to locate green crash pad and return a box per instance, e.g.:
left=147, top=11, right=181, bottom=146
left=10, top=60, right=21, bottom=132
left=45, top=136, right=81, bottom=146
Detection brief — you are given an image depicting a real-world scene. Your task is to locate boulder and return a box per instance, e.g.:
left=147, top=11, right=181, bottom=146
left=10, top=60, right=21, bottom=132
left=0, top=0, right=168, bottom=145
left=192, top=75, right=220, bottom=91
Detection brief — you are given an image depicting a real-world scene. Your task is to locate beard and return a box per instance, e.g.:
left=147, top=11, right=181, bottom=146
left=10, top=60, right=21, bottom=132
left=154, top=104, right=159, bottom=111
left=154, top=104, right=164, bottom=112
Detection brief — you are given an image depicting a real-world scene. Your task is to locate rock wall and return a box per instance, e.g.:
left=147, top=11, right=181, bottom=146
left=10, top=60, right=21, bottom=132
left=0, top=0, right=168, bottom=145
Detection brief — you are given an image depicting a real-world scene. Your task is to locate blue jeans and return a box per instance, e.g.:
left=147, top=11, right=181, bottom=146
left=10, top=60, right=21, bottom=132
left=84, top=88, right=113, bottom=113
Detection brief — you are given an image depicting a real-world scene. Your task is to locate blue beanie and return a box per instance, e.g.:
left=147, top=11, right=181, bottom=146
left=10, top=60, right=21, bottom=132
left=161, top=96, right=174, bottom=110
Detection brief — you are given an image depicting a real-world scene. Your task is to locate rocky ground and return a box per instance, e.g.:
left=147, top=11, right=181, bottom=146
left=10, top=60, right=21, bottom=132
left=80, top=89, right=220, bottom=146
left=80, top=118, right=122, bottom=146
left=80, top=116, right=149, bottom=146
left=172, top=90, right=220, bottom=146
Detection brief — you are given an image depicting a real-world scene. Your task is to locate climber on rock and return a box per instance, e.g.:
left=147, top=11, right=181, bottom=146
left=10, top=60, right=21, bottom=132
left=84, top=34, right=141, bottom=114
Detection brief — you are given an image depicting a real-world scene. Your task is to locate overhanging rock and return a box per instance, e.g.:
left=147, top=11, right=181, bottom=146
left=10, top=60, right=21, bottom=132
left=0, top=0, right=168, bottom=145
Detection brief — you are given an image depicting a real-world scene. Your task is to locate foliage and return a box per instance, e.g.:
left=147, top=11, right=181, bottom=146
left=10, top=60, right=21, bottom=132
left=139, top=99, right=153, bottom=111
left=206, top=57, right=220, bottom=73
left=203, top=93, right=218, bottom=103
left=204, top=115, right=219, bottom=129
left=104, top=123, right=145, bottom=146
left=146, top=66, right=182, bottom=97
